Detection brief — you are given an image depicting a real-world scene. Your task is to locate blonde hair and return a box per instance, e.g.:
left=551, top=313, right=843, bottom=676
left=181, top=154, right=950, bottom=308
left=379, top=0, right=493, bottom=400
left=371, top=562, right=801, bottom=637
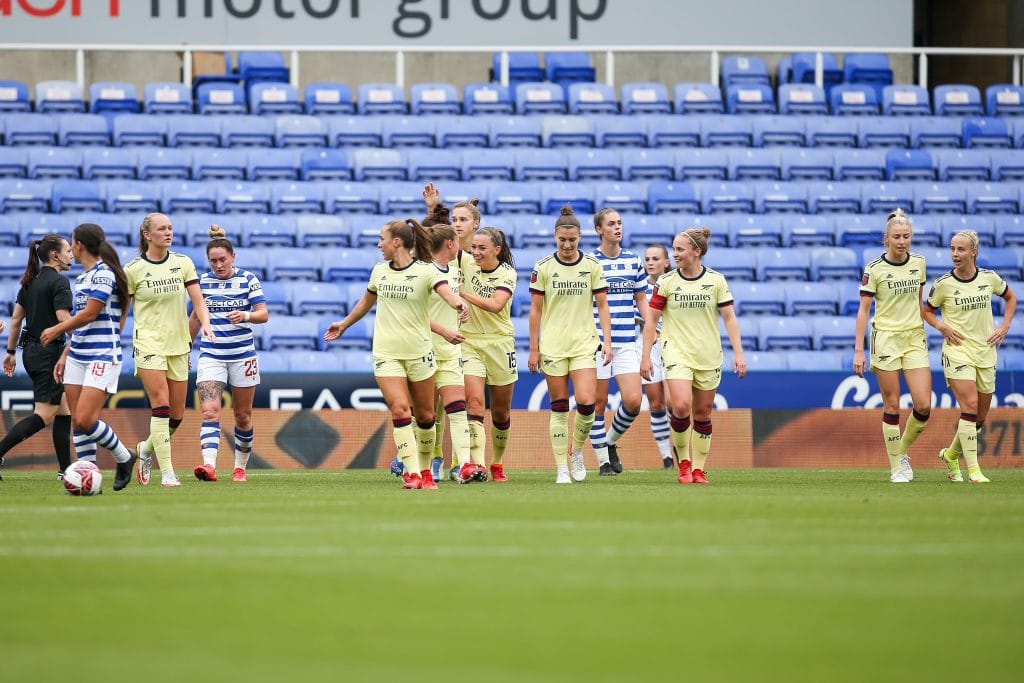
left=680, top=227, right=712, bottom=257
left=138, top=212, right=167, bottom=255
left=952, top=230, right=980, bottom=268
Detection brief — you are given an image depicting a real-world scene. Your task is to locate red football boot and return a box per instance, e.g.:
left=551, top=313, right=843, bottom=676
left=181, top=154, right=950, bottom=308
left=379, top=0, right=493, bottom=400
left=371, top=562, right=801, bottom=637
left=420, top=469, right=439, bottom=490
left=402, top=472, right=423, bottom=489
left=677, top=458, right=694, bottom=484
left=692, top=468, right=709, bottom=484
left=490, top=463, right=508, bottom=482
left=194, top=464, right=217, bottom=481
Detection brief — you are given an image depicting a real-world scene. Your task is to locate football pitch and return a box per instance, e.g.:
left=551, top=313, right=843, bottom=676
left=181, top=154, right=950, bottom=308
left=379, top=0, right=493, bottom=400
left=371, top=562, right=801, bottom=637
left=2, top=468, right=1022, bottom=683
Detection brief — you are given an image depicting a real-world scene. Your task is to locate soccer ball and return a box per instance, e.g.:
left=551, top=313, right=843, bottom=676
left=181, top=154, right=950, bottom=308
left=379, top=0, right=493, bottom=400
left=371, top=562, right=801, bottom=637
left=63, top=460, right=103, bottom=496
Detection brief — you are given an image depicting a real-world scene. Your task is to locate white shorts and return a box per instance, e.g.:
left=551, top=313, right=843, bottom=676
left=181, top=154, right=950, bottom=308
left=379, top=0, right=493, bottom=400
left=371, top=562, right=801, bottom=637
left=197, top=355, right=261, bottom=388
left=640, top=337, right=665, bottom=385
left=596, top=343, right=641, bottom=381
left=64, top=357, right=121, bottom=394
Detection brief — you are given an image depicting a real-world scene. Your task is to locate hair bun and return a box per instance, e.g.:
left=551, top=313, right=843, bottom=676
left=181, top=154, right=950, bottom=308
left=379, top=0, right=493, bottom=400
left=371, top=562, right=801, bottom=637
left=699, top=227, right=712, bottom=239
left=432, top=203, right=451, bottom=224
left=470, top=198, right=480, bottom=207
left=209, top=224, right=227, bottom=239
left=560, top=205, right=575, bottom=216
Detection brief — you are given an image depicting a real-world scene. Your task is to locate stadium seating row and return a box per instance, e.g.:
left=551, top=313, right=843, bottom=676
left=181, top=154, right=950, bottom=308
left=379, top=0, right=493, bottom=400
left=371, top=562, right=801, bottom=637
left=4, top=113, right=1024, bottom=150
left=3, top=177, right=1024, bottom=217
left=3, top=145, right=1024, bottom=184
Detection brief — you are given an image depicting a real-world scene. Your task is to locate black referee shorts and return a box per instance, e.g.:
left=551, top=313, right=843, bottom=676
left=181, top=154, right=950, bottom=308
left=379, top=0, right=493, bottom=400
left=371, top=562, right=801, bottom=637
left=22, top=341, right=65, bottom=405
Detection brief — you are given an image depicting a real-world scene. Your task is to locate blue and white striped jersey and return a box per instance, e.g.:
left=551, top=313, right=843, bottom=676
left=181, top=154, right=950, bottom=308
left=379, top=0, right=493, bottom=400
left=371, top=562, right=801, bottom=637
left=197, top=268, right=266, bottom=362
left=69, top=262, right=122, bottom=364
left=591, top=248, right=647, bottom=347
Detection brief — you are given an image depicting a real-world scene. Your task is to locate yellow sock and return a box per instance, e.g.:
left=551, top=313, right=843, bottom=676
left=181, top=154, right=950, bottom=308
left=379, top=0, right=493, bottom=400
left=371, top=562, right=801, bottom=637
left=468, top=418, right=486, bottom=466
left=899, top=410, right=929, bottom=455
left=550, top=410, right=569, bottom=467
left=492, top=419, right=511, bottom=465
left=433, top=396, right=446, bottom=459
left=670, top=414, right=692, bottom=461
left=947, top=433, right=963, bottom=459
left=958, top=418, right=979, bottom=470
left=692, top=419, right=712, bottom=470
left=882, top=414, right=902, bottom=473
left=572, top=407, right=595, bottom=451
left=447, top=409, right=470, bottom=469
left=393, top=422, right=417, bottom=473
left=150, top=416, right=173, bottom=475
left=415, top=422, right=436, bottom=474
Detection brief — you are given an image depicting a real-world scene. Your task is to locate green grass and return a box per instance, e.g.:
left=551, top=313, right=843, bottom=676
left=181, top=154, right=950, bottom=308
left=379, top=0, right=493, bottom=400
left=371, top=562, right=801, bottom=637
left=2, top=469, right=1023, bottom=683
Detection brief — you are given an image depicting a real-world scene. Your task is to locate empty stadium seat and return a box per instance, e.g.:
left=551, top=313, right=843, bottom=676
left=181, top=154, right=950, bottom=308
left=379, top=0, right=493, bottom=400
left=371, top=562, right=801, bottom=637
left=192, top=148, right=246, bottom=180
left=411, top=83, right=461, bottom=115
left=809, top=246, right=859, bottom=280
left=5, top=114, right=58, bottom=146
left=58, top=114, right=111, bottom=146
left=962, top=117, right=1013, bottom=148
left=935, top=148, right=990, bottom=181
left=805, top=117, right=858, bottom=147
left=844, top=54, right=894, bottom=97
left=383, top=116, right=436, bottom=147
left=886, top=149, right=935, bottom=181
left=622, top=83, right=672, bottom=115
left=712, top=250, right=757, bottom=281
left=860, top=181, right=914, bottom=214
left=622, top=148, right=675, bottom=181
left=985, top=84, right=1024, bottom=117
left=700, top=116, right=753, bottom=147
left=514, top=149, right=568, bottom=181
left=217, top=180, right=271, bottom=213
left=271, top=181, right=324, bottom=213
left=725, top=84, right=776, bottom=114
left=567, top=148, right=620, bottom=181
left=112, top=115, right=166, bottom=146
left=52, top=179, right=103, bottom=213
left=89, top=81, right=140, bottom=114
left=542, top=116, right=594, bottom=147
left=83, top=147, right=136, bottom=180
left=732, top=281, right=786, bottom=315
left=721, top=56, right=770, bottom=88
left=784, top=281, right=840, bottom=316
left=160, top=180, right=217, bottom=213
left=167, top=115, right=221, bottom=147
left=197, top=82, right=247, bottom=115
left=967, top=182, right=1019, bottom=213
left=545, top=52, right=596, bottom=85
left=648, top=181, right=700, bottom=214
left=592, top=181, right=648, bottom=213
left=829, top=84, right=879, bottom=115
left=914, top=181, right=967, bottom=214
left=489, top=116, right=542, bottom=147
left=751, top=115, right=805, bottom=147
left=249, top=149, right=301, bottom=181
left=759, top=317, right=812, bottom=351
left=940, top=214, right=997, bottom=248
left=674, top=83, right=725, bottom=114
left=463, top=83, right=513, bottom=115
left=781, top=148, right=833, bottom=180
left=699, top=180, right=754, bottom=213
left=0, top=80, right=31, bottom=113
left=729, top=214, right=782, bottom=247
left=567, top=83, right=618, bottom=114
left=237, top=51, right=289, bottom=85
left=858, top=117, right=911, bottom=148
left=647, top=116, right=701, bottom=147
left=910, top=116, right=963, bottom=148
left=275, top=115, right=328, bottom=147
left=783, top=215, right=835, bottom=246
left=778, top=84, right=828, bottom=115
left=357, top=84, right=407, bottom=115
left=27, top=147, right=81, bottom=179
left=515, top=82, right=567, bottom=115
left=137, top=148, right=191, bottom=180
left=322, top=181, right=379, bottom=213
left=813, top=316, right=858, bottom=350
left=144, top=82, right=193, bottom=114
left=755, top=182, right=808, bottom=213
left=288, top=282, right=346, bottom=316
left=37, top=80, right=85, bottom=113
left=492, top=52, right=544, bottom=84
left=106, top=180, right=158, bottom=213
left=261, top=315, right=319, bottom=351
left=719, top=315, right=759, bottom=351
left=728, top=149, right=781, bottom=180
left=540, top=181, right=593, bottom=214
left=249, top=83, right=303, bottom=115
left=295, top=214, right=349, bottom=248
left=882, top=85, right=931, bottom=116
left=304, top=82, right=355, bottom=115
left=933, top=84, right=984, bottom=117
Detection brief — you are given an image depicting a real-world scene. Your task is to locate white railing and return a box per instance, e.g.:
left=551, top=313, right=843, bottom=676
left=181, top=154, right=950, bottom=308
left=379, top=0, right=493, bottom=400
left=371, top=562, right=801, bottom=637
left=3, top=43, right=1024, bottom=91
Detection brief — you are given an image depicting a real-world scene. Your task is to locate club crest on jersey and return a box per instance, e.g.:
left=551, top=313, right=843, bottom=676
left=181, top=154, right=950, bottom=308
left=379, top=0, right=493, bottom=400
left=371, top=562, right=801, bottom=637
left=578, top=270, right=589, bottom=277
left=701, top=284, right=714, bottom=290
left=909, top=269, right=919, bottom=275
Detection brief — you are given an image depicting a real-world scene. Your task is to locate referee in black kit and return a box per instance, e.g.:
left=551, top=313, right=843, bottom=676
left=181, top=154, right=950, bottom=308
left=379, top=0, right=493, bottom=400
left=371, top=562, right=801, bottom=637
left=1, top=235, right=75, bottom=480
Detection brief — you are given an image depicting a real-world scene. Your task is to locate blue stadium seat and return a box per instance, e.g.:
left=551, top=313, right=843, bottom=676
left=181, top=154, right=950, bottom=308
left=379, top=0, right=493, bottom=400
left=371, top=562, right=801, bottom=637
left=514, top=149, right=568, bottom=181
left=143, top=82, right=192, bottom=114
left=934, top=149, right=990, bottom=181
left=0, top=80, right=32, bottom=113
left=304, top=82, right=355, bottom=115
left=335, top=348, right=376, bottom=370
left=435, top=116, right=489, bottom=148
left=843, top=53, right=893, bottom=97
left=622, top=148, right=675, bottom=181
left=89, top=81, right=139, bottom=114
left=778, top=84, right=828, bottom=115
left=255, top=349, right=290, bottom=371
left=711, top=250, right=757, bottom=281
left=515, top=82, right=567, bottom=115
left=962, top=117, right=1013, bottom=148
left=542, top=115, right=594, bottom=147
left=5, top=114, right=58, bottom=146
left=463, top=83, right=513, bottom=115
left=783, top=215, right=835, bottom=246
left=677, top=215, right=729, bottom=248
left=732, top=281, right=785, bottom=314
left=77, top=212, right=132, bottom=245
left=249, top=149, right=301, bottom=181
left=196, top=82, right=247, bottom=115
left=728, top=214, right=783, bottom=247
left=990, top=149, right=1024, bottom=181
left=587, top=115, right=642, bottom=148
left=36, top=80, right=85, bottom=113
left=755, top=247, right=810, bottom=280
left=994, top=215, right=1024, bottom=247
left=27, top=147, right=81, bottom=179
left=275, top=115, right=327, bottom=147
left=216, top=180, right=271, bottom=213
left=545, top=52, right=596, bottom=85
left=191, top=148, right=246, bottom=180
left=540, top=181, right=594, bottom=214
left=860, top=181, right=914, bottom=214
left=567, top=148, right=620, bottom=181
left=914, top=181, right=967, bottom=214
left=940, top=215, right=997, bottom=248
left=808, top=246, right=859, bottom=280
left=592, top=181, right=648, bottom=214
left=1008, top=118, right=1024, bottom=147
left=809, top=182, right=861, bottom=214
left=178, top=213, right=220, bottom=246
left=460, top=148, right=513, bottom=181
left=166, top=115, right=221, bottom=147
left=751, top=115, right=806, bottom=147
left=16, top=213, right=67, bottom=244
left=674, top=83, right=724, bottom=114
left=287, top=281, right=346, bottom=316
left=357, top=84, right=406, bottom=115
left=58, top=113, right=110, bottom=146
left=353, top=149, right=407, bottom=181
left=999, top=316, right=1024, bottom=350
left=0, top=245, right=29, bottom=278
left=261, top=315, right=319, bottom=351
left=511, top=218, right=551, bottom=249
left=882, top=85, right=931, bottom=116
left=933, top=84, right=984, bottom=117
left=698, top=180, right=754, bottom=214
left=491, top=52, right=544, bottom=84
left=410, top=83, right=460, bottom=115
left=326, top=116, right=382, bottom=148
left=985, top=84, right=1024, bottom=117
left=52, top=179, right=103, bottom=213
left=754, top=182, right=808, bottom=213
left=105, top=180, right=158, bottom=213
left=910, top=116, right=963, bottom=148
left=617, top=213, right=674, bottom=247
left=795, top=350, right=846, bottom=370
left=622, top=83, right=671, bottom=115
left=264, top=248, right=320, bottom=280
left=0, top=148, right=28, bottom=178
left=382, top=116, right=436, bottom=148
left=719, top=315, right=759, bottom=351
left=567, top=83, right=618, bottom=114
left=406, top=148, right=461, bottom=181
left=511, top=315, right=531, bottom=350
left=300, top=148, right=352, bottom=181
left=804, top=116, right=858, bottom=147
left=489, top=116, right=542, bottom=147
left=979, top=248, right=1023, bottom=280
left=237, top=51, right=289, bottom=85
left=999, top=349, right=1024, bottom=370
left=886, top=149, right=935, bottom=181
left=317, top=314, right=372, bottom=351
left=784, top=280, right=840, bottom=316
left=319, top=247, right=377, bottom=282
left=759, top=316, right=812, bottom=351
left=646, top=116, right=701, bottom=147
left=837, top=214, right=888, bottom=248
left=966, top=182, right=1019, bottom=213
left=285, top=350, right=345, bottom=372
left=648, top=181, right=700, bottom=214
left=789, top=52, right=843, bottom=90
left=137, top=148, right=191, bottom=180
left=721, top=56, right=770, bottom=88
left=829, top=84, right=879, bottom=115
left=271, top=181, right=324, bottom=213
left=322, top=181, right=379, bottom=213
left=699, top=115, right=753, bottom=147
left=725, top=84, right=775, bottom=114
left=379, top=181, right=425, bottom=213
left=728, top=149, right=781, bottom=180
left=813, top=316, right=858, bottom=350
left=781, top=148, right=833, bottom=180
left=296, top=214, right=349, bottom=248
left=214, top=115, right=270, bottom=147
left=112, top=115, right=165, bottom=146
left=160, top=180, right=217, bottom=213
left=249, top=83, right=303, bottom=115
left=858, top=117, right=910, bottom=148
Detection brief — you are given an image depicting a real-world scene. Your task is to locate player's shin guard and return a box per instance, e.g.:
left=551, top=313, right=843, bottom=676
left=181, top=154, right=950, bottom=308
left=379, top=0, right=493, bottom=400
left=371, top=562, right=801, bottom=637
left=415, top=420, right=436, bottom=474
left=468, top=414, right=486, bottom=466
left=692, top=419, right=712, bottom=470
left=958, top=413, right=979, bottom=469
left=234, top=426, right=254, bottom=469
left=444, top=401, right=470, bottom=468
left=392, top=418, right=417, bottom=472
left=550, top=400, right=570, bottom=466
left=669, top=413, right=692, bottom=461
left=492, top=418, right=511, bottom=465
left=900, top=408, right=929, bottom=454
left=201, top=421, right=220, bottom=467
left=573, top=403, right=595, bottom=451
left=882, top=412, right=902, bottom=473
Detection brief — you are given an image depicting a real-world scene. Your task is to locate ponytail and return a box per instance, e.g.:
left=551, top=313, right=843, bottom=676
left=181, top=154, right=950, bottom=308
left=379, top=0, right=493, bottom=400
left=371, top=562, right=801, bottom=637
left=385, top=218, right=432, bottom=260
left=74, top=223, right=130, bottom=307
left=477, top=227, right=515, bottom=268
left=20, top=234, right=66, bottom=289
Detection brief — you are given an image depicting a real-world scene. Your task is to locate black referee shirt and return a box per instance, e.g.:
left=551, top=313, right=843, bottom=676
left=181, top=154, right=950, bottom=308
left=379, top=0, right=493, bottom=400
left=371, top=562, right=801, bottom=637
left=15, top=267, right=73, bottom=345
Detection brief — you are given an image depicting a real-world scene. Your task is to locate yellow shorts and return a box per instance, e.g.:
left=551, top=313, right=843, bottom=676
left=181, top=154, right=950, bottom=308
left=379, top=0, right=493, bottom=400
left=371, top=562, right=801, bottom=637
left=870, top=327, right=930, bottom=373
left=541, top=353, right=596, bottom=377
left=134, top=349, right=189, bottom=382
left=662, top=347, right=722, bottom=390
left=373, top=353, right=436, bottom=383
left=434, top=355, right=464, bottom=389
left=462, top=337, right=518, bottom=386
left=942, top=355, right=996, bottom=394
